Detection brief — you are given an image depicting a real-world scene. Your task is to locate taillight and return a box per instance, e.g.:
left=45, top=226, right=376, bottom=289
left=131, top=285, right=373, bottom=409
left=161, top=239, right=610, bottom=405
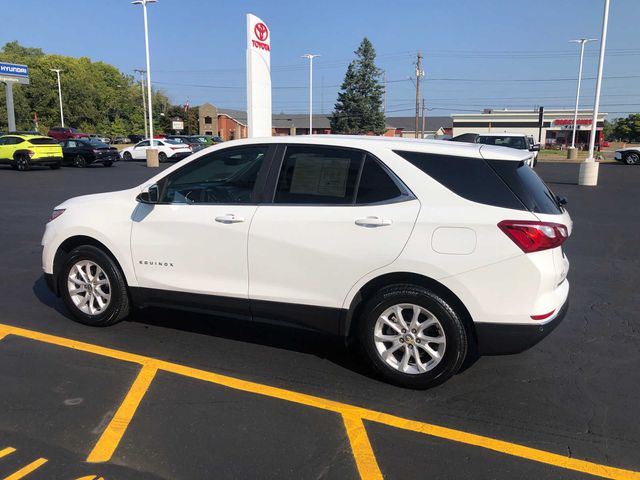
left=498, top=220, right=568, bottom=253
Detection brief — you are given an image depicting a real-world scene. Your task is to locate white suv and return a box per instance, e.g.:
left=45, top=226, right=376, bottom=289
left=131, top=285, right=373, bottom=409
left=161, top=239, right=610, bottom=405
left=476, top=133, right=539, bottom=167
left=42, top=136, right=571, bottom=389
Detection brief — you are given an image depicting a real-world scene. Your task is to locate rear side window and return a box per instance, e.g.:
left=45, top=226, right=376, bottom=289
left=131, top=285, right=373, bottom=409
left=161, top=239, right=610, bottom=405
left=487, top=160, right=562, bottom=214
left=395, top=150, right=524, bottom=210
left=356, top=156, right=403, bottom=204
left=274, top=146, right=363, bottom=204
left=29, top=137, right=60, bottom=145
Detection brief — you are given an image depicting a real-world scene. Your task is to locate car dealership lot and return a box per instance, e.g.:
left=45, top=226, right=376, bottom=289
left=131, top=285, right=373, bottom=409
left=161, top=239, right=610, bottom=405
left=0, top=162, right=638, bottom=479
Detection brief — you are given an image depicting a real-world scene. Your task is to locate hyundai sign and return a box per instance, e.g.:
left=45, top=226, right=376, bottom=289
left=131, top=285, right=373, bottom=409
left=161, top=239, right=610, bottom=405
left=0, top=62, right=30, bottom=85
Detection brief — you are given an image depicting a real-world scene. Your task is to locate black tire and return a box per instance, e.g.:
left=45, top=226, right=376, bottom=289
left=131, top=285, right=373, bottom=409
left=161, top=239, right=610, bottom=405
left=74, top=154, right=87, bottom=168
left=357, top=284, right=468, bottom=389
left=15, top=153, right=31, bottom=171
left=103, top=161, right=113, bottom=168
left=59, top=245, right=130, bottom=327
left=49, top=163, right=61, bottom=170
left=158, top=152, right=168, bottom=163
left=123, top=151, right=132, bottom=161
left=624, top=152, right=639, bottom=165
left=533, top=157, right=538, bottom=168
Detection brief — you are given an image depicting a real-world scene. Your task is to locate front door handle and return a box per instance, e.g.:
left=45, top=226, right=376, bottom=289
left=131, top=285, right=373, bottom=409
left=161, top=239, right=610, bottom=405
left=215, top=214, right=245, bottom=224
left=355, top=216, right=393, bottom=227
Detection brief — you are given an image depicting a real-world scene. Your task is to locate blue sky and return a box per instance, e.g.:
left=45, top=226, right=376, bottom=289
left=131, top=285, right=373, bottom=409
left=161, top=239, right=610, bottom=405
left=2, top=0, right=639, bottom=118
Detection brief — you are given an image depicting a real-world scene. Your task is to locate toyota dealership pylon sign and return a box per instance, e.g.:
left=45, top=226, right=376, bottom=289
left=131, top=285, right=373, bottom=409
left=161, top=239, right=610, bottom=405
left=246, top=13, right=272, bottom=137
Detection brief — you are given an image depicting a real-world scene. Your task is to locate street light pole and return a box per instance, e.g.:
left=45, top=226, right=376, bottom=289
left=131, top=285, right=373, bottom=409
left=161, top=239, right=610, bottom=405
left=134, top=69, right=149, bottom=139
left=51, top=69, right=64, bottom=127
left=302, top=54, right=320, bottom=134
left=568, top=38, right=597, bottom=158
left=132, top=0, right=157, bottom=167
left=579, top=0, right=610, bottom=186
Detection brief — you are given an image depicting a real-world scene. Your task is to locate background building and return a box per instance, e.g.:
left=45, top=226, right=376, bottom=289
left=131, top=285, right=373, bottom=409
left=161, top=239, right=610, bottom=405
left=451, top=109, right=607, bottom=148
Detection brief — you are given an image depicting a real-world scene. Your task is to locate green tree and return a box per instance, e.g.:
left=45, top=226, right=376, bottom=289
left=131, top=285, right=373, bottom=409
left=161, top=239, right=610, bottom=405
left=331, top=38, right=386, bottom=135
left=612, top=114, right=640, bottom=142
left=0, top=41, right=171, bottom=137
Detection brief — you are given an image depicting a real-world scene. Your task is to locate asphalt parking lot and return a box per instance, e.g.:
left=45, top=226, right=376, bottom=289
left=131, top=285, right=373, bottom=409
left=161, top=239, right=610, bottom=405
left=0, top=159, right=638, bottom=480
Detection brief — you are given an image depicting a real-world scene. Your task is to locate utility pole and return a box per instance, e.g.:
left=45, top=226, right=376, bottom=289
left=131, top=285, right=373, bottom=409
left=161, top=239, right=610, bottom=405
left=421, top=98, right=426, bottom=139
left=51, top=69, right=64, bottom=127
left=134, top=69, right=149, bottom=139
left=414, top=51, right=423, bottom=138
left=383, top=70, right=387, bottom=113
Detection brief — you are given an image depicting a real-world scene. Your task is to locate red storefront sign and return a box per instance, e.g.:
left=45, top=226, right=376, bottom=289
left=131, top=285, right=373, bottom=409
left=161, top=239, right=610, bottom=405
left=554, top=119, right=592, bottom=126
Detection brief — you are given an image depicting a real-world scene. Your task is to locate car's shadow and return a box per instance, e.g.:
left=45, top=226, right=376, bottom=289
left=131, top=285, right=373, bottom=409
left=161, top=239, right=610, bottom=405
left=32, top=275, right=375, bottom=379
left=32, top=275, right=479, bottom=381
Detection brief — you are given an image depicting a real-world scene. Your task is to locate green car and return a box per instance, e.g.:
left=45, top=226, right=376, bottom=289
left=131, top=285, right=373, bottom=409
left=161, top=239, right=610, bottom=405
left=0, top=133, right=63, bottom=171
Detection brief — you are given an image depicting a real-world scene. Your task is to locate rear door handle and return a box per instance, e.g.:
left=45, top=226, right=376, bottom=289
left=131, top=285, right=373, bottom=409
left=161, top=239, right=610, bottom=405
left=355, top=216, right=392, bottom=227
left=215, top=214, right=245, bottom=224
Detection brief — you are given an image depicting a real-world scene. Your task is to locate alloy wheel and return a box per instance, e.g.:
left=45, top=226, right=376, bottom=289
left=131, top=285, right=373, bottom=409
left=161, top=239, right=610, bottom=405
left=67, top=260, right=111, bottom=315
left=373, top=303, right=446, bottom=374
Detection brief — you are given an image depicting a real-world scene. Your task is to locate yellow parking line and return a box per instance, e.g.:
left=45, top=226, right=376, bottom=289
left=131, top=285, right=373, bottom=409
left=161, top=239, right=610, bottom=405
left=0, top=447, right=16, bottom=459
left=342, top=415, right=383, bottom=480
left=86, top=363, right=158, bottom=463
left=3, top=458, right=47, bottom=480
left=0, top=323, right=639, bottom=480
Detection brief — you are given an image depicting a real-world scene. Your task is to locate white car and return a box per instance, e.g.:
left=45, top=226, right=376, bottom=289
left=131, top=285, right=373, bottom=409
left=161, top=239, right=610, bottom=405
left=42, top=136, right=571, bottom=389
left=475, top=132, right=539, bottom=167
left=120, top=139, right=192, bottom=163
left=614, top=147, right=640, bottom=165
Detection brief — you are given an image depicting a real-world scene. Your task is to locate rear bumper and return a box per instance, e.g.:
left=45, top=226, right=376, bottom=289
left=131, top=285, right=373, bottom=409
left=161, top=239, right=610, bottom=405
left=475, top=296, right=569, bottom=355
left=170, top=151, right=191, bottom=160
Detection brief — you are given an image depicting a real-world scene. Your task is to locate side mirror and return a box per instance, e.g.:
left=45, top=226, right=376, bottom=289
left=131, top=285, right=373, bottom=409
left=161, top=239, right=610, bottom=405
left=531, top=144, right=540, bottom=152
left=556, top=195, right=568, bottom=206
left=136, top=184, right=159, bottom=204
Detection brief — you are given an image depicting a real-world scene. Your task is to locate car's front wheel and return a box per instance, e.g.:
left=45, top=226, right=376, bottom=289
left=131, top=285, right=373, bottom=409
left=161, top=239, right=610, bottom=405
left=60, top=245, right=130, bottom=327
left=122, top=151, right=132, bottom=161
left=358, top=284, right=468, bottom=389
left=624, top=152, right=639, bottom=165
left=103, top=161, right=113, bottom=168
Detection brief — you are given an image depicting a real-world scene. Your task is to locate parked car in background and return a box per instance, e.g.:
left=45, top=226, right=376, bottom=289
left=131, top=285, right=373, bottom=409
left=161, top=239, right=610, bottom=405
left=475, top=133, right=538, bottom=167
left=120, top=138, right=192, bottom=162
left=127, top=134, right=145, bottom=144
left=190, top=134, right=223, bottom=146
left=60, top=138, right=119, bottom=167
left=614, top=147, right=640, bottom=165
left=42, top=136, right=571, bottom=389
left=112, top=136, right=131, bottom=144
left=166, top=135, right=206, bottom=152
left=0, top=134, right=62, bottom=171
left=449, top=133, right=479, bottom=143
left=88, top=134, right=111, bottom=144
left=47, top=127, right=89, bottom=141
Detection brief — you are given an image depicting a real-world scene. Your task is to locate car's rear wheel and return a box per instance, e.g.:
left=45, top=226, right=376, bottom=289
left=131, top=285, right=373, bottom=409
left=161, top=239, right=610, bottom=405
left=624, top=152, right=639, bottom=165
left=60, top=245, right=130, bottom=327
left=74, top=155, right=87, bottom=168
left=15, top=154, right=31, bottom=171
left=122, top=151, right=132, bottom=161
left=158, top=152, right=168, bottom=163
left=358, top=284, right=467, bottom=389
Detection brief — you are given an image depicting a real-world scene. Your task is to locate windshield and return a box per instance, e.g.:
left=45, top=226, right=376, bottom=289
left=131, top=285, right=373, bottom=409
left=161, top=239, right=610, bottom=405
left=86, top=138, right=109, bottom=148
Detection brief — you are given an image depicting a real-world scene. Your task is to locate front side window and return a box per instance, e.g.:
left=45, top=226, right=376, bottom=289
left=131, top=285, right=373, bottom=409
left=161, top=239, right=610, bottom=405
left=160, top=146, right=268, bottom=204
left=274, top=146, right=363, bottom=204
left=137, top=141, right=150, bottom=148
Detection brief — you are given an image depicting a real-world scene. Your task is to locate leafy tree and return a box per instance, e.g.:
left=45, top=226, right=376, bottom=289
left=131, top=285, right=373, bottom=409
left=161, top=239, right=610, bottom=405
left=0, top=41, right=171, bottom=137
left=612, top=114, right=640, bottom=142
left=331, top=38, right=386, bottom=135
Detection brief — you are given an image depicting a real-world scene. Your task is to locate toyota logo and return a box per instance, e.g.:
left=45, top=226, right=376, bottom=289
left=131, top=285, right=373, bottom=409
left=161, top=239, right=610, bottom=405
left=254, top=22, right=269, bottom=42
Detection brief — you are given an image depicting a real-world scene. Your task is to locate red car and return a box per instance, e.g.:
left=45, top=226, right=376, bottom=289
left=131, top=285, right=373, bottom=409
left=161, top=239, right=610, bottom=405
left=47, top=127, right=89, bottom=141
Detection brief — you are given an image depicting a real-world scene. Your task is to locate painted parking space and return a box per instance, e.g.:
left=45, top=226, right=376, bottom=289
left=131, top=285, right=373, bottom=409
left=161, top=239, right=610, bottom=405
left=1, top=323, right=638, bottom=480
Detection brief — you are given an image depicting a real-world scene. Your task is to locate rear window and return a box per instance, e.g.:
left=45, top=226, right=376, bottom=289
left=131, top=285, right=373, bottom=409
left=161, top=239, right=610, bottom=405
left=487, top=160, right=562, bottom=214
left=28, top=137, right=59, bottom=145
left=395, top=151, right=524, bottom=210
